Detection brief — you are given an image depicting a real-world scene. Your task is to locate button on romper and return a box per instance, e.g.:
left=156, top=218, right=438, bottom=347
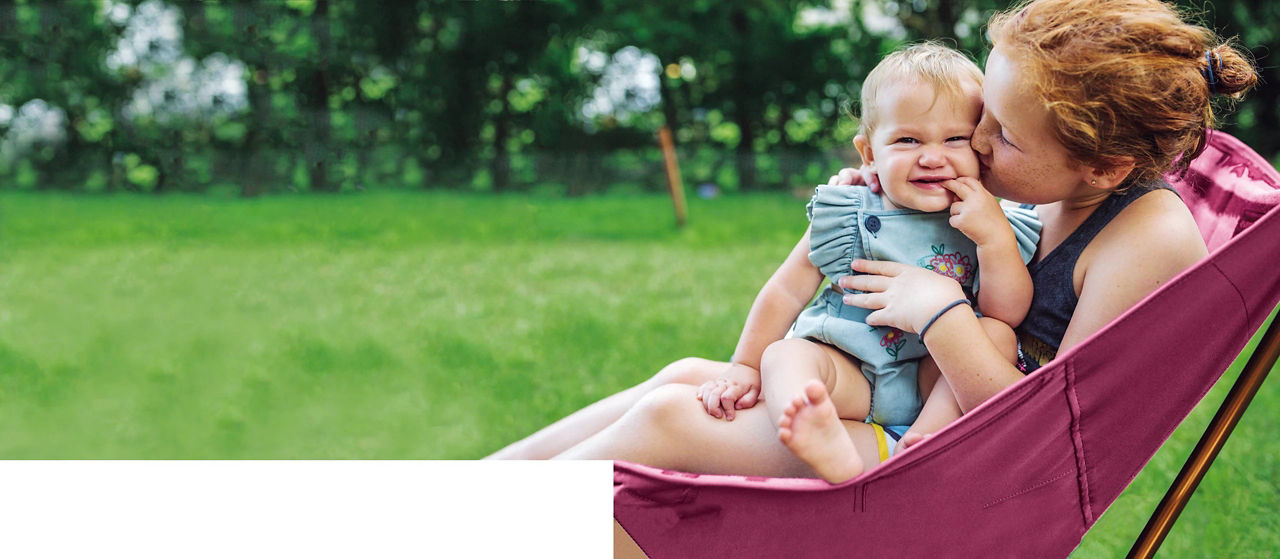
left=788, top=185, right=1041, bottom=426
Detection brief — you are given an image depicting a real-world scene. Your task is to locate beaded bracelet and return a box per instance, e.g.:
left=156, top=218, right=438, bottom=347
left=919, top=299, right=972, bottom=340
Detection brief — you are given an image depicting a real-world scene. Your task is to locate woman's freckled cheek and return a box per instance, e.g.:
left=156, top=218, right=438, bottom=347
left=1007, top=150, right=1043, bottom=189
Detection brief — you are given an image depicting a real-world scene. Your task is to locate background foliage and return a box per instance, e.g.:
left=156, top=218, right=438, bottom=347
left=1, top=0, right=1275, bottom=196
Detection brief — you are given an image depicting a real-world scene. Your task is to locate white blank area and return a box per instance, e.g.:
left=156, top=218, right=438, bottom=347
left=0, top=461, right=612, bottom=558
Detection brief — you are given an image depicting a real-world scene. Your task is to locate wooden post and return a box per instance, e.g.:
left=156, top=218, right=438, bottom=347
left=658, top=125, right=688, bottom=227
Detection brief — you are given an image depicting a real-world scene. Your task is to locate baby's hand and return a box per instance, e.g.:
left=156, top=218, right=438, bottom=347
left=695, top=363, right=761, bottom=421
left=939, top=177, right=1011, bottom=248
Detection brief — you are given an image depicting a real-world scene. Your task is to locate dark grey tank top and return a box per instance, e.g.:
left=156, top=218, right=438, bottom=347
left=1015, top=181, right=1174, bottom=372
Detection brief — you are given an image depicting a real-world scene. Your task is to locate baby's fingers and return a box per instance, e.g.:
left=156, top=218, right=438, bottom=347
left=839, top=274, right=892, bottom=293
left=702, top=395, right=722, bottom=418
left=864, top=309, right=889, bottom=328
left=842, top=292, right=887, bottom=310
left=850, top=259, right=911, bottom=277
left=937, top=178, right=974, bottom=199
left=695, top=380, right=714, bottom=401
left=720, top=384, right=745, bottom=421
left=736, top=385, right=760, bottom=410
left=954, top=176, right=988, bottom=194
left=703, top=383, right=727, bottom=418
left=701, top=381, right=721, bottom=417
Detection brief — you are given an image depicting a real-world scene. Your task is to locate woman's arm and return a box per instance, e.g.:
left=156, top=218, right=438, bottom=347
left=912, top=307, right=1018, bottom=411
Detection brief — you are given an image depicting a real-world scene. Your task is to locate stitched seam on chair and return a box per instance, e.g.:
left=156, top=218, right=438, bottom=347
left=982, top=469, right=1074, bottom=509
left=1063, top=358, right=1093, bottom=524
left=1210, top=260, right=1249, bottom=325
left=616, top=487, right=697, bottom=507
left=1107, top=262, right=1250, bottom=498
left=857, top=372, right=1057, bottom=515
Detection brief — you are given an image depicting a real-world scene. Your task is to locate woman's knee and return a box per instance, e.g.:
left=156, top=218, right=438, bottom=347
left=978, top=317, right=1018, bottom=362
left=650, top=357, right=722, bottom=386
left=629, top=383, right=701, bottom=432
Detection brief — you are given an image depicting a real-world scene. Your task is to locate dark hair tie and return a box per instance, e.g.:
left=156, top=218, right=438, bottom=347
left=1203, top=50, right=1222, bottom=94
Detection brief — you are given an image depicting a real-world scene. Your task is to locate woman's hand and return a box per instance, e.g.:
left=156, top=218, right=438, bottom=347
left=939, top=177, right=1012, bottom=248
left=827, top=165, right=881, bottom=193
left=695, top=363, right=761, bottom=421
left=838, top=259, right=968, bottom=334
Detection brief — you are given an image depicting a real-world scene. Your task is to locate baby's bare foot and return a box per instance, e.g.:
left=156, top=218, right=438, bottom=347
left=776, top=380, right=863, bottom=483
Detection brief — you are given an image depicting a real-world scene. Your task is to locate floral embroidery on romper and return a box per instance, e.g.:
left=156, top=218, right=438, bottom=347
left=919, top=244, right=975, bottom=285
left=880, top=328, right=907, bottom=359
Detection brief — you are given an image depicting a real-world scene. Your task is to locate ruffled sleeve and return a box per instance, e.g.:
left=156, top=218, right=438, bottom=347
left=1002, top=205, right=1042, bottom=264
left=806, top=185, right=870, bottom=282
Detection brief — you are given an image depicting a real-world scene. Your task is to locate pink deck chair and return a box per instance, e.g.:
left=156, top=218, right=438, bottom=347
left=613, top=130, right=1280, bottom=557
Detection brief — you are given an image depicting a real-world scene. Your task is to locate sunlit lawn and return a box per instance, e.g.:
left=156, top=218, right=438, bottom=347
left=1, top=190, right=1276, bottom=555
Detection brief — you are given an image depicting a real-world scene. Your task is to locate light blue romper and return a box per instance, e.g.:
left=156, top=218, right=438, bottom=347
left=788, top=185, right=1041, bottom=426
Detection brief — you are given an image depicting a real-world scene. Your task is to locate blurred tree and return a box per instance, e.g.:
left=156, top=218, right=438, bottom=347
left=0, top=0, right=127, bottom=190
left=868, top=0, right=1007, bottom=54
left=421, top=0, right=600, bottom=192
left=598, top=1, right=869, bottom=191
left=0, top=0, right=1274, bottom=194
left=181, top=0, right=378, bottom=194
left=303, top=0, right=334, bottom=192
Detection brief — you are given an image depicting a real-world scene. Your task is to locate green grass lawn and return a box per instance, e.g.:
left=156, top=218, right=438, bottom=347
left=1, top=190, right=1276, bottom=555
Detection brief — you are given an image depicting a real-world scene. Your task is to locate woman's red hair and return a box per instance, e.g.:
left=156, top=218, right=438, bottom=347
left=988, top=0, right=1257, bottom=185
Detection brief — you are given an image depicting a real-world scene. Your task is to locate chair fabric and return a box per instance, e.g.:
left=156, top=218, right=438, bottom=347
left=613, top=130, right=1280, bottom=557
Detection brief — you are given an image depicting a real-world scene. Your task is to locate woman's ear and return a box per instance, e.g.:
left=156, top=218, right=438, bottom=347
left=854, top=135, right=876, bottom=170
left=1086, top=157, right=1135, bottom=190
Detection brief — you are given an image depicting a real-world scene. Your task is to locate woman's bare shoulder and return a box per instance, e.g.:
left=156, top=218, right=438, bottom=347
left=1061, top=189, right=1206, bottom=350
left=1101, top=188, right=1207, bottom=263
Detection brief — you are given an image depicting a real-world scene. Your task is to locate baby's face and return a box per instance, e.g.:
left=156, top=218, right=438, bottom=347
left=858, top=81, right=982, bottom=212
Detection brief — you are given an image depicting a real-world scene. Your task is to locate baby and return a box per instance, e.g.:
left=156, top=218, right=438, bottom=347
left=696, top=42, right=1040, bottom=482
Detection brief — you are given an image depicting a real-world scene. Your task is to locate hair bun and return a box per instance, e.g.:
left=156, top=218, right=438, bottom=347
left=1202, top=50, right=1222, bottom=93
left=1205, top=44, right=1258, bottom=99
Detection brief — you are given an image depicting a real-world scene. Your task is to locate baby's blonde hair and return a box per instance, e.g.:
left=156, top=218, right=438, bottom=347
left=858, top=42, right=984, bottom=137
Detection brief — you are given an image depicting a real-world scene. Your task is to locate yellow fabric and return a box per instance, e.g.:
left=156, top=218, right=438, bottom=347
left=872, top=423, right=890, bottom=463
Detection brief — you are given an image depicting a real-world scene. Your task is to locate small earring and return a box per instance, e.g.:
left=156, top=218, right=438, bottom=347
left=1091, top=179, right=1097, bottom=186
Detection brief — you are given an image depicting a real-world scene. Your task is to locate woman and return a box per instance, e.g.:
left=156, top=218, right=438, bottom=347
left=487, top=0, right=1257, bottom=478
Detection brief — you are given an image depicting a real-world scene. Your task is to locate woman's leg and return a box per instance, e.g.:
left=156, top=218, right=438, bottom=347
left=553, top=382, right=883, bottom=479
left=485, top=358, right=725, bottom=460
